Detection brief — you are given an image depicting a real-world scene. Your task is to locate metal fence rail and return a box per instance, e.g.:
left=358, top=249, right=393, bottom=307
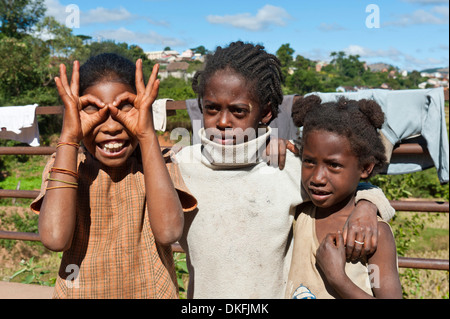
left=0, top=230, right=448, bottom=271
left=1, top=102, right=449, bottom=272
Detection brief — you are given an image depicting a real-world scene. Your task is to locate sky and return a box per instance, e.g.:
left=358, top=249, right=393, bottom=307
left=44, top=0, right=449, bottom=71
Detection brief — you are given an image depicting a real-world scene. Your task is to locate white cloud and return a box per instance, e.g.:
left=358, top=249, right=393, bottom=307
left=431, top=5, right=450, bottom=17
left=94, top=27, right=186, bottom=47
left=343, top=44, right=448, bottom=70
left=81, top=7, right=134, bottom=25
left=300, top=48, right=330, bottom=62
left=44, top=0, right=67, bottom=24
left=345, top=45, right=402, bottom=59
left=43, top=0, right=183, bottom=49
left=402, top=0, right=449, bottom=4
left=44, top=0, right=168, bottom=27
left=206, top=5, right=292, bottom=31
left=318, top=22, right=346, bottom=32
left=145, top=17, right=170, bottom=27
left=383, top=5, right=449, bottom=26
left=301, top=44, right=448, bottom=70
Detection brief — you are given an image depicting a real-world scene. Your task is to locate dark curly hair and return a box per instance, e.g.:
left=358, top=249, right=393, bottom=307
left=292, top=95, right=387, bottom=177
left=79, top=53, right=136, bottom=95
left=192, top=41, right=283, bottom=120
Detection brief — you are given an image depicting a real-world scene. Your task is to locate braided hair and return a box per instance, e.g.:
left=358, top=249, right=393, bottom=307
left=192, top=41, right=284, bottom=119
left=292, top=96, right=387, bottom=177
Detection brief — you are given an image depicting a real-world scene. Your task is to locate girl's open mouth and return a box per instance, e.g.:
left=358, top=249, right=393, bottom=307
left=308, top=188, right=332, bottom=202
left=310, top=188, right=331, bottom=196
left=97, top=140, right=129, bottom=156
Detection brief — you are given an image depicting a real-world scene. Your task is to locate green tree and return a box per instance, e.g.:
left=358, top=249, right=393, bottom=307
left=0, top=36, right=46, bottom=98
left=408, top=70, right=424, bottom=88
left=0, top=13, right=85, bottom=106
left=0, top=0, right=45, bottom=38
left=342, top=55, right=365, bottom=78
left=276, top=43, right=295, bottom=81
left=276, top=43, right=294, bottom=66
left=286, top=68, right=323, bottom=95
left=158, top=76, right=196, bottom=100
left=293, top=54, right=314, bottom=71
left=36, top=16, right=85, bottom=58
left=76, top=34, right=92, bottom=42
left=191, top=45, right=208, bottom=55
left=330, top=51, right=365, bottom=79
left=330, top=51, right=345, bottom=73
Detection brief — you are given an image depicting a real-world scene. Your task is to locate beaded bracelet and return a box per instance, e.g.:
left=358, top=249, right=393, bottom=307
left=56, top=141, right=80, bottom=149
left=49, top=167, right=79, bottom=179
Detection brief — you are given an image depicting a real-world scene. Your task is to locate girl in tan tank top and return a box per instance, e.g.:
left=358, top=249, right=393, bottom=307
left=286, top=96, right=402, bottom=299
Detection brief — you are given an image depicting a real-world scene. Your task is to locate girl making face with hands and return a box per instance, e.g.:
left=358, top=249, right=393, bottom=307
left=32, top=53, right=196, bottom=298
left=286, top=96, right=402, bottom=299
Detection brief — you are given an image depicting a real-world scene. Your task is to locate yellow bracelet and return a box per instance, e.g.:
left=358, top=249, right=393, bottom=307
left=46, top=185, right=78, bottom=190
left=47, top=177, right=78, bottom=186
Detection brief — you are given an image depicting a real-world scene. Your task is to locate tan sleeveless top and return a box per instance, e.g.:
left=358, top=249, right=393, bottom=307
left=285, top=204, right=384, bottom=299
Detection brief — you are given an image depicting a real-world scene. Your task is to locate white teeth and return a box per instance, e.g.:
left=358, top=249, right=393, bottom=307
left=102, top=142, right=124, bottom=153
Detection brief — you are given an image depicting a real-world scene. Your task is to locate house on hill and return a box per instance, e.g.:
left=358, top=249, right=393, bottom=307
left=368, top=63, right=392, bottom=72
left=180, top=49, right=194, bottom=60
left=159, top=61, right=191, bottom=81
left=146, top=50, right=180, bottom=62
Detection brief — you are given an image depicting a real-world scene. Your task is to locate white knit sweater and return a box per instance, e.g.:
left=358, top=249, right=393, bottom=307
left=175, top=128, right=394, bottom=299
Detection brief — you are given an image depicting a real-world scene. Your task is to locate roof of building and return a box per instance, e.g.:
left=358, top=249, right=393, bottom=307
left=166, top=61, right=189, bottom=72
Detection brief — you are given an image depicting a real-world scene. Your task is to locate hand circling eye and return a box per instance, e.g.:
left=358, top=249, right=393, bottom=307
left=83, top=104, right=100, bottom=114
left=118, top=103, right=134, bottom=112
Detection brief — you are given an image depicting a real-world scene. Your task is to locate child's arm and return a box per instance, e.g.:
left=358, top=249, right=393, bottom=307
left=344, top=184, right=395, bottom=261
left=343, top=200, right=378, bottom=261
left=39, top=62, right=109, bottom=251
left=316, top=228, right=402, bottom=299
left=109, top=61, right=184, bottom=245
left=367, top=222, right=403, bottom=298
left=316, top=232, right=372, bottom=299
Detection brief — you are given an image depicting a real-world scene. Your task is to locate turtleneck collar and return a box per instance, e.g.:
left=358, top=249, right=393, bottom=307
left=199, top=127, right=272, bottom=169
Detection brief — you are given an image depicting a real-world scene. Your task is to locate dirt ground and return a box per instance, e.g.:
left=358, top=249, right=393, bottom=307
left=0, top=207, right=55, bottom=298
left=0, top=281, right=53, bottom=299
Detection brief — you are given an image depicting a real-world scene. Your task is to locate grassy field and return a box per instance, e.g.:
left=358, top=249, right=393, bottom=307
left=395, top=211, right=449, bottom=298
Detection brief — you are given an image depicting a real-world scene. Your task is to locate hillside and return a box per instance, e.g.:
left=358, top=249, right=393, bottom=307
left=421, top=66, right=449, bottom=74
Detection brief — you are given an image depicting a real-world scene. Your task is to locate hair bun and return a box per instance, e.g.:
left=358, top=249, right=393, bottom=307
left=292, top=95, right=322, bottom=126
left=357, top=99, right=385, bottom=129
